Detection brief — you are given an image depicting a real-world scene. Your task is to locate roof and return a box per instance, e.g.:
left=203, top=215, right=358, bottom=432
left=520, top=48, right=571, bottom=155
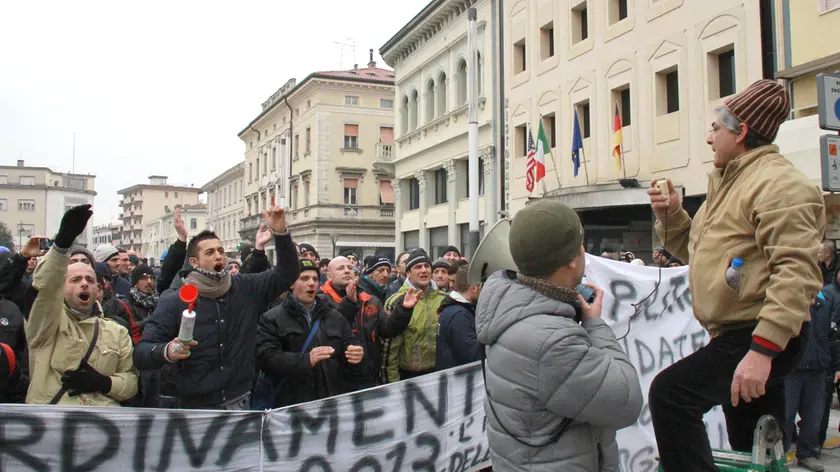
left=0, top=165, right=95, bottom=178
left=201, top=162, right=245, bottom=192
left=117, top=183, right=202, bottom=194
left=238, top=65, right=396, bottom=137
left=380, top=0, right=446, bottom=55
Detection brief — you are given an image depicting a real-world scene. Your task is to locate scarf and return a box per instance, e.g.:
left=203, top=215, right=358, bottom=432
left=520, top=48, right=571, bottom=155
left=129, top=286, right=159, bottom=312
left=517, top=274, right=581, bottom=306
left=185, top=267, right=232, bottom=300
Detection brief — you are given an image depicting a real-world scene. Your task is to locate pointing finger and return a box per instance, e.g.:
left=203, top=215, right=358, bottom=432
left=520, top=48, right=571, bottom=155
left=730, top=378, right=740, bottom=407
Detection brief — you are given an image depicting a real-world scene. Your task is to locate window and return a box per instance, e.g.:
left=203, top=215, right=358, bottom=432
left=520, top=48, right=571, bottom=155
left=304, top=181, right=310, bottom=207
left=380, top=126, right=395, bottom=144
left=513, top=39, right=526, bottom=74
left=457, top=59, right=468, bottom=105
left=401, top=96, right=410, bottom=133
left=572, top=2, right=588, bottom=43
left=434, top=169, right=447, bottom=204
left=712, top=48, right=736, bottom=99
left=0, top=198, right=7, bottom=211
left=408, top=178, right=420, bottom=210
left=190, top=218, right=197, bottom=230
left=19, top=176, right=35, bottom=186
left=0, top=175, right=6, bottom=184
left=249, top=163, right=253, bottom=181
left=165, top=191, right=169, bottom=198
left=305, top=127, right=311, bottom=153
left=256, top=158, right=260, bottom=176
left=657, top=68, right=680, bottom=115
left=543, top=114, right=557, bottom=148
left=291, top=183, right=298, bottom=210
left=263, top=153, right=268, bottom=174
left=344, top=179, right=358, bottom=205
left=609, top=0, right=628, bottom=25
left=576, top=101, right=592, bottom=138
left=540, top=22, right=555, bottom=60
left=344, top=124, right=359, bottom=149
left=345, top=95, right=359, bottom=106
left=465, top=159, right=486, bottom=196
left=820, top=0, right=840, bottom=14
left=437, top=73, right=448, bottom=113
left=515, top=124, right=528, bottom=156
left=427, top=80, right=436, bottom=121
left=307, top=100, right=311, bottom=109
left=294, top=134, right=300, bottom=158
left=271, top=147, right=277, bottom=169
left=380, top=98, right=394, bottom=108
left=18, top=199, right=35, bottom=211
left=612, top=86, right=632, bottom=126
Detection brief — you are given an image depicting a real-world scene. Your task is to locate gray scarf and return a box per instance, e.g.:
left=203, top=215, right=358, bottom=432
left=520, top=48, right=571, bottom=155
left=517, top=274, right=581, bottom=306
left=185, top=267, right=231, bottom=299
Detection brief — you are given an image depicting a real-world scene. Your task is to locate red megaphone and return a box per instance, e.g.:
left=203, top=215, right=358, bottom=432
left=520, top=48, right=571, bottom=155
left=179, top=284, right=198, bottom=312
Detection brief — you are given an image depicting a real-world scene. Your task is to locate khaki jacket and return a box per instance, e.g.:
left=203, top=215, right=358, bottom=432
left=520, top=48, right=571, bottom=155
left=656, top=145, right=825, bottom=349
left=25, top=247, right=138, bottom=406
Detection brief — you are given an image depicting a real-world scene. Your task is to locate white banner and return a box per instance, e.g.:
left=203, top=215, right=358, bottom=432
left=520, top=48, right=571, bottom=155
left=584, top=254, right=729, bottom=472
left=0, top=256, right=726, bottom=472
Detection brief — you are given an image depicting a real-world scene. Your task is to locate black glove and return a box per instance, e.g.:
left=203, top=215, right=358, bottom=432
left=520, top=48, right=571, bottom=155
left=61, top=360, right=112, bottom=396
left=54, top=204, right=93, bottom=249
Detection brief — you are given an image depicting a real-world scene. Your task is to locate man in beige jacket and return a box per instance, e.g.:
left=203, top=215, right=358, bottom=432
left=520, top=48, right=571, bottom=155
left=26, top=205, right=138, bottom=406
left=647, top=80, right=825, bottom=471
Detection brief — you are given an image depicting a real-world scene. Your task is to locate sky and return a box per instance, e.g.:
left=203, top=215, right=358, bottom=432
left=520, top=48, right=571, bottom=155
left=0, top=0, right=429, bottom=225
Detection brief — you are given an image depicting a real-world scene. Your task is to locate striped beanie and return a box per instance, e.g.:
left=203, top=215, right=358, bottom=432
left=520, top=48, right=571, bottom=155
left=723, top=79, right=790, bottom=142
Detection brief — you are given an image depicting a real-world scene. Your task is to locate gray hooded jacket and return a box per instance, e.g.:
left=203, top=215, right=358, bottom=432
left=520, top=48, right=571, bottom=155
left=476, top=271, right=643, bottom=471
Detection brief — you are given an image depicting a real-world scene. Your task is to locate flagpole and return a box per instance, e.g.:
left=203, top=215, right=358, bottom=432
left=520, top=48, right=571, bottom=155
left=620, top=141, right=628, bottom=180
left=581, top=143, right=590, bottom=186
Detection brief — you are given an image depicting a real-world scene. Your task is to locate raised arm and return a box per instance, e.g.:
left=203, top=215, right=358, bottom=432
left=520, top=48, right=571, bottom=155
left=238, top=208, right=300, bottom=308
left=650, top=179, right=694, bottom=265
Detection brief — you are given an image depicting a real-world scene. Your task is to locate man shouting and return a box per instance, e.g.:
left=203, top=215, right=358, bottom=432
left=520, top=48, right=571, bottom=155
left=134, top=206, right=299, bottom=410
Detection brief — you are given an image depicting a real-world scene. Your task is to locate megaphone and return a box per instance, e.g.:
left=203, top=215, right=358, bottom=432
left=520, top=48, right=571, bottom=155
left=467, top=218, right=518, bottom=285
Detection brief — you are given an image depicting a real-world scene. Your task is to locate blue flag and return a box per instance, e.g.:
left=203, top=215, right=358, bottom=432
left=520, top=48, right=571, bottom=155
left=572, top=110, right=584, bottom=177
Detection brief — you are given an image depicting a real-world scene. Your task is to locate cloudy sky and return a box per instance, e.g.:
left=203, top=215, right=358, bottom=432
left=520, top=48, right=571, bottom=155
left=0, top=0, right=428, bottom=225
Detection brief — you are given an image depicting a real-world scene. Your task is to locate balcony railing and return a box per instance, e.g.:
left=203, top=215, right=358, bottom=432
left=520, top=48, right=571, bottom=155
left=379, top=206, right=394, bottom=218
left=375, top=143, right=394, bottom=162
left=240, top=214, right=263, bottom=232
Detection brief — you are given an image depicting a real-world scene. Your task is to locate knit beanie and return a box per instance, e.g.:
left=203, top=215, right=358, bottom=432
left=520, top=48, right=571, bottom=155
left=442, top=245, right=461, bottom=257
left=405, top=248, right=431, bottom=272
left=723, top=79, right=790, bottom=142
left=94, top=245, right=119, bottom=263
left=131, top=264, right=154, bottom=286
left=94, top=262, right=112, bottom=280
left=299, top=243, right=319, bottom=259
left=300, top=259, right=319, bottom=276
left=509, top=200, right=583, bottom=277
left=71, top=246, right=97, bottom=265
left=364, top=256, right=392, bottom=275
left=432, top=258, right=450, bottom=271
left=128, top=254, right=139, bottom=265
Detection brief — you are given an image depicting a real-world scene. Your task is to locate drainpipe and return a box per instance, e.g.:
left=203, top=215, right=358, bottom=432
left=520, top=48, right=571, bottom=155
left=497, top=0, right=507, bottom=215
left=284, top=96, right=293, bottom=209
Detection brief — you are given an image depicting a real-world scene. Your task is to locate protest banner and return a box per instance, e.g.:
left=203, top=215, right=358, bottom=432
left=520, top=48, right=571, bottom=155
left=0, top=256, right=724, bottom=472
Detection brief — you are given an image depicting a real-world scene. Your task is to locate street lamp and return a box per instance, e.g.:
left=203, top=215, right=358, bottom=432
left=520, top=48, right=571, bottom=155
left=330, top=233, right=340, bottom=258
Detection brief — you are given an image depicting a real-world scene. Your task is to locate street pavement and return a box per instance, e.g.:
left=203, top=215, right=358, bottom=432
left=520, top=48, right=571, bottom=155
left=790, top=407, right=840, bottom=471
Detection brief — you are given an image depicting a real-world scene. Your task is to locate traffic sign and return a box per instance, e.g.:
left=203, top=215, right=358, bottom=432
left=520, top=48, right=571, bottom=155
left=821, top=134, right=840, bottom=192
left=817, top=73, right=840, bottom=131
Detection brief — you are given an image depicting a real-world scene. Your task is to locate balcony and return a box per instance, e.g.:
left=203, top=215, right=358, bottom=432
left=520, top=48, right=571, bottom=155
left=240, top=214, right=263, bottom=232
left=375, top=143, right=394, bottom=162
left=379, top=205, right=394, bottom=218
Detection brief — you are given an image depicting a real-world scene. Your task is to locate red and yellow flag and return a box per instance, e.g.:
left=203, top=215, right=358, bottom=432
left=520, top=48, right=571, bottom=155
left=612, top=103, right=623, bottom=173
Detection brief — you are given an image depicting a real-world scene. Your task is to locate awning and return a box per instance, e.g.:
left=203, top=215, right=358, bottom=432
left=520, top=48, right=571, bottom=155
left=336, top=241, right=396, bottom=248
left=545, top=184, right=684, bottom=211
left=379, top=180, right=394, bottom=204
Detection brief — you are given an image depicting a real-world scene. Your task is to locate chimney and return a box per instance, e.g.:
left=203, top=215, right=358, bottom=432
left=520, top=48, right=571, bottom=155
left=367, top=49, right=376, bottom=68
left=353, top=64, right=358, bottom=70
left=16, top=159, right=24, bottom=167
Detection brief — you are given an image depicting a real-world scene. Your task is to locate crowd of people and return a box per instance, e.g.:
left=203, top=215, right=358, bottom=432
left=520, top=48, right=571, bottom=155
left=0, top=204, right=484, bottom=413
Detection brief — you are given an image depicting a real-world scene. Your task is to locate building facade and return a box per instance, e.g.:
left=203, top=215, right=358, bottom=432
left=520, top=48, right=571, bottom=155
left=92, top=222, right=121, bottom=247
left=502, top=0, right=771, bottom=261
left=202, top=162, right=245, bottom=256
left=238, top=54, right=397, bottom=261
left=117, top=175, right=202, bottom=255
left=0, top=160, right=96, bottom=248
left=381, top=0, right=499, bottom=258
left=142, top=203, right=208, bottom=265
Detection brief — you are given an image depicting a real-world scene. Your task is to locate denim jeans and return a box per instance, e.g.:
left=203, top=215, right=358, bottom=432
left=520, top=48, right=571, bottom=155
left=649, top=325, right=805, bottom=472
left=786, top=370, right=828, bottom=459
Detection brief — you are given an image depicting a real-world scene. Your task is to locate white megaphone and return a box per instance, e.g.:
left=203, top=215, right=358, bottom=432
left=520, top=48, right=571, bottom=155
left=467, top=218, right=518, bottom=285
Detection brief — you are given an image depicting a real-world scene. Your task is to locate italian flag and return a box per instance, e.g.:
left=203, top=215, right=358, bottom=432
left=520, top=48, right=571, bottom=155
left=534, top=120, right=549, bottom=184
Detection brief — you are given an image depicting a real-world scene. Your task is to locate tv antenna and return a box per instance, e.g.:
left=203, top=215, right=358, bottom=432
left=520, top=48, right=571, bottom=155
left=334, top=38, right=356, bottom=69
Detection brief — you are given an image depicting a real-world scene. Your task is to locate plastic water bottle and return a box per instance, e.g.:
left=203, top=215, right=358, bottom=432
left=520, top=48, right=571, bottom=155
left=725, top=258, right=743, bottom=291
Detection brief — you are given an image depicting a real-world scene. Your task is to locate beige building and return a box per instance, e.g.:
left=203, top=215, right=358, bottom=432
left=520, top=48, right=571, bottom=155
left=502, top=0, right=774, bottom=260
left=202, top=162, right=245, bottom=256
left=0, top=160, right=96, bottom=248
left=238, top=54, right=397, bottom=261
left=92, top=222, right=121, bottom=247
left=117, top=175, right=201, bottom=255
left=142, top=203, right=208, bottom=265
left=381, top=0, right=499, bottom=257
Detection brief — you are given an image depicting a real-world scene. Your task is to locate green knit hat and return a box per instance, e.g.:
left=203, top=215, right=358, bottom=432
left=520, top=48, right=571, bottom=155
left=509, top=200, right=583, bottom=276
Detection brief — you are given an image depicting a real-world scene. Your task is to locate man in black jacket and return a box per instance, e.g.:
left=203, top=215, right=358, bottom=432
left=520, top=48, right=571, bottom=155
left=436, top=262, right=482, bottom=369
left=133, top=206, right=299, bottom=410
left=256, top=260, right=363, bottom=408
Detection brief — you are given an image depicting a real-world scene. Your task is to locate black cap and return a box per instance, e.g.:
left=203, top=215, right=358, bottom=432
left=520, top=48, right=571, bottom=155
left=442, top=245, right=461, bottom=257
left=300, top=259, right=319, bottom=275
left=94, top=262, right=112, bottom=280
left=364, top=256, right=392, bottom=275
left=405, top=248, right=431, bottom=272
left=299, top=243, right=319, bottom=258
left=131, top=264, right=154, bottom=286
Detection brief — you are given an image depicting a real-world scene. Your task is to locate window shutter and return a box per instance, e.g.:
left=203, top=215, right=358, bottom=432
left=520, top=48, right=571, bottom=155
left=344, top=178, right=358, bottom=189
left=344, top=124, right=359, bottom=137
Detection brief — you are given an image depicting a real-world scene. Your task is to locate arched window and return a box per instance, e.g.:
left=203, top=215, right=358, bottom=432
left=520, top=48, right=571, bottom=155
left=426, top=79, right=436, bottom=123
left=477, top=52, right=483, bottom=96
left=401, top=95, right=409, bottom=134
left=410, top=90, right=419, bottom=131
left=438, top=72, right=448, bottom=115
left=457, top=59, right=468, bottom=105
